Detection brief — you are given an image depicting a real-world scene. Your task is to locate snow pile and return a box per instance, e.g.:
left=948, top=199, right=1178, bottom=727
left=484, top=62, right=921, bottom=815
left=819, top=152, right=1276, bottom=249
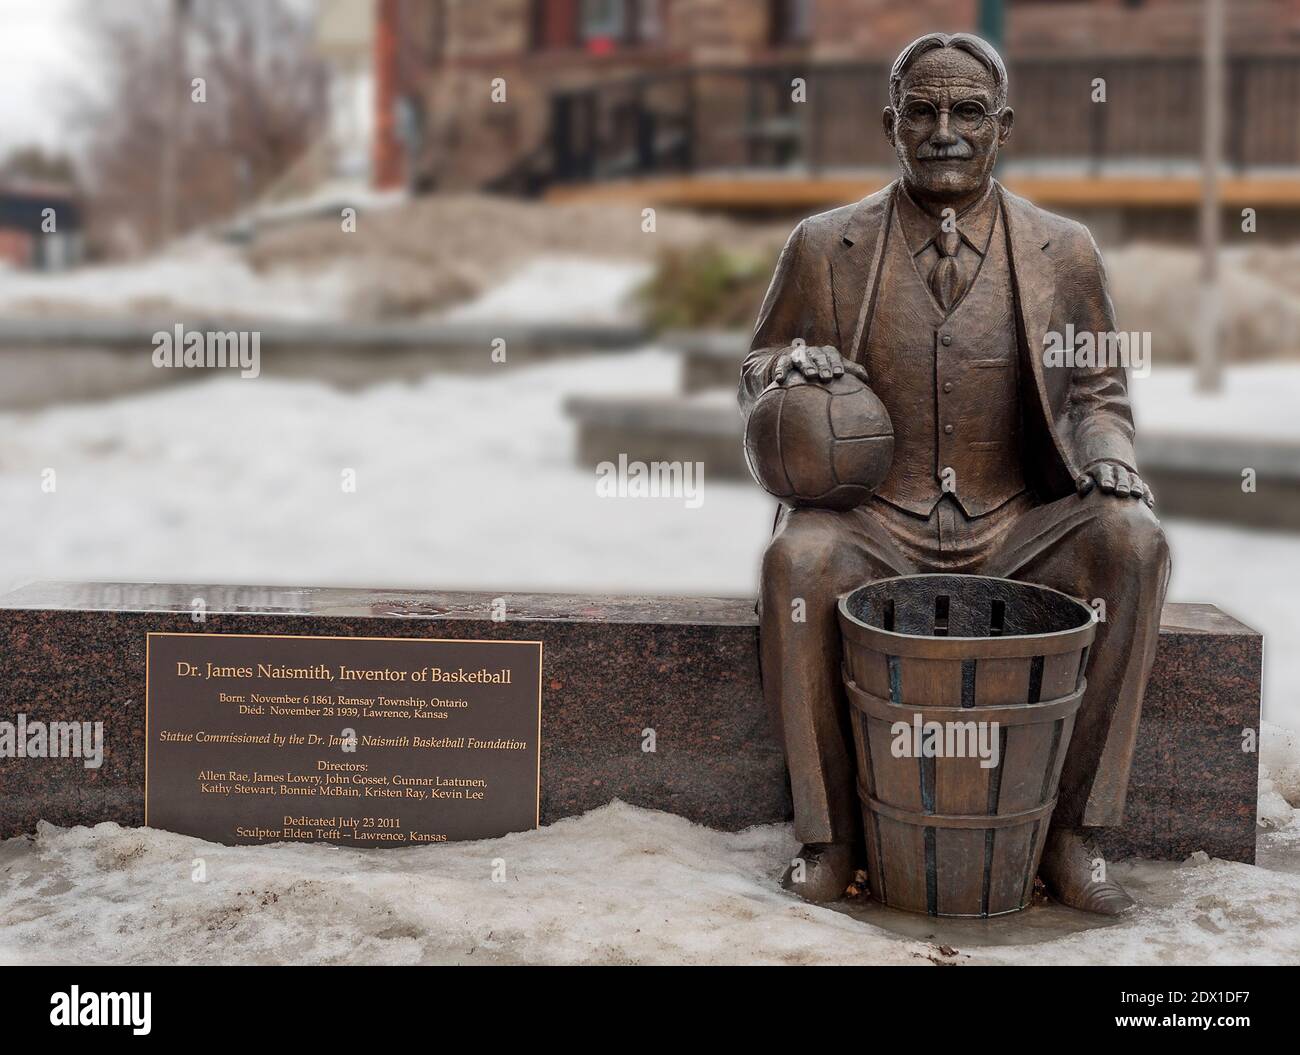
left=1107, top=244, right=1300, bottom=364
left=440, top=257, right=651, bottom=325
left=1258, top=771, right=1295, bottom=832
left=0, top=195, right=784, bottom=323
left=243, top=194, right=783, bottom=319
left=0, top=241, right=358, bottom=323
left=2, top=798, right=1298, bottom=966
left=0, top=804, right=923, bottom=966
left=1262, top=724, right=1300, bottom=831
left=1265, top=724, right=1300, bottom=800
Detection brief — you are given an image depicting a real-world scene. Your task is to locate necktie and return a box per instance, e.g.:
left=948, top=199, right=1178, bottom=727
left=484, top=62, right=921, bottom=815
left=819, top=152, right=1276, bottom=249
left=930, top=227, right=962, bottom=311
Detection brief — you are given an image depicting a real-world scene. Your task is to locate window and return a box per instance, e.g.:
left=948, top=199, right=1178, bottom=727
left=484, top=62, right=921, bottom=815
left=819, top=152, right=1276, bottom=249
left=530, top=0, right=664, bottom=52
left=771, top=0, right=812, bottom=46
left=581, top=0, right=627, bottom=42
left=530, top=0, right=579, bottom=51
left=635, top=0, right=664, bottom=43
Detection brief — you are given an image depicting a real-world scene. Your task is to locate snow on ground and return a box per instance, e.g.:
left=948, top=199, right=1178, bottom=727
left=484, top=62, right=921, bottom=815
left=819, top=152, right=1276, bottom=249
left=2, top=799, right=1298, bottom=966
left=1131, top=361, right=1300, bottom=441
left=0, top=347, right=771, bottom=598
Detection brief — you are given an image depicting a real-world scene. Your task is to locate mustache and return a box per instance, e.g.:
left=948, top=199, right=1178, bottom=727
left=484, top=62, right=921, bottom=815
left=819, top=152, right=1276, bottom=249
left=916, top=140, right=975, bottom=160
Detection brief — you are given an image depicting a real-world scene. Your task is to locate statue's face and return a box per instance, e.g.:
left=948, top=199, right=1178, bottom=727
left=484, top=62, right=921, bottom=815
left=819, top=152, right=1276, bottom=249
left=883, top=47, right=1013, bottom=205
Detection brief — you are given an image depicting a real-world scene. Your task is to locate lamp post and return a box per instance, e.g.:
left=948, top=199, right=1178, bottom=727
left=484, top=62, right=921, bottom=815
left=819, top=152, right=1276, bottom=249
left=159, top=0, right=191, bottom=245
left=1197, top=0, right=1225, bottom=392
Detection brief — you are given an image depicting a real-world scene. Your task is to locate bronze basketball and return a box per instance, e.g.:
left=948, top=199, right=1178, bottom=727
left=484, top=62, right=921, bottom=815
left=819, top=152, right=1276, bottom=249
left=743, top=373, right=894, bottom=511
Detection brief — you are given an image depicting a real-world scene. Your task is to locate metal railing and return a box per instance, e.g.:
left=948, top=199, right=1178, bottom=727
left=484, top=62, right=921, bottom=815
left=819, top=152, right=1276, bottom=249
left=540, top=54, right=1300, bottom=185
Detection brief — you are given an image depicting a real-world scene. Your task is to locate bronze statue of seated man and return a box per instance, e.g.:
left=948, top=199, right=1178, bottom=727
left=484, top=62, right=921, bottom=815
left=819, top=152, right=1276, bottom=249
left=741, top=33, right=1170, bottom=915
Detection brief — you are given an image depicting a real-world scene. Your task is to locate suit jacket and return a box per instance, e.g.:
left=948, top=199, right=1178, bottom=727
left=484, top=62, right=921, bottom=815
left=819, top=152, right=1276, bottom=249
left=739, top=179, right=1138, bottom=501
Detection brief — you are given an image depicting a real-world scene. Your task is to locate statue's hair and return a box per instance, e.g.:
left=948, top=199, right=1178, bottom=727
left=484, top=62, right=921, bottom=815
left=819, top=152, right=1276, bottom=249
left=888, top=33, right=1009, bottom=108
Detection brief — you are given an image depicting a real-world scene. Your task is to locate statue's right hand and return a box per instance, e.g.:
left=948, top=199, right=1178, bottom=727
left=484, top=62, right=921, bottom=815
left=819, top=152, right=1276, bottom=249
left=771, top=344, right=868, bottom=386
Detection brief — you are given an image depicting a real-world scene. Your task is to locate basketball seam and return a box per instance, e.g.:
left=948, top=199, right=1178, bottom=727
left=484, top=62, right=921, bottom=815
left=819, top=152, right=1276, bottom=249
left=826, top=387, right=841, bottom=489
left=774, top=388, right=791, bottom=496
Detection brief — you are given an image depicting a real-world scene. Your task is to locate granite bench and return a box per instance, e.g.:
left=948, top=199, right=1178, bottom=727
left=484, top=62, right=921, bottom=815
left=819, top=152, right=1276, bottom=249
left=0, top=583, right=1261, bottom=862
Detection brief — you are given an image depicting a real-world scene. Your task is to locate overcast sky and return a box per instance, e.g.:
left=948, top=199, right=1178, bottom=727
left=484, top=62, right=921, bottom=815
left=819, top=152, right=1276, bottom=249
left=0, top=0, right=99, bottom=159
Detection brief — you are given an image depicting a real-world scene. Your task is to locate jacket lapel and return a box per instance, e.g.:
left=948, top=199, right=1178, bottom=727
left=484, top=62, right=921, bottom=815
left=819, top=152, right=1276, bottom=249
left=1000, top=184, right=1054, bottom=360
left=1000, top=182, right=1077, bottom=480
left=833, top=181, right=896, bottom=359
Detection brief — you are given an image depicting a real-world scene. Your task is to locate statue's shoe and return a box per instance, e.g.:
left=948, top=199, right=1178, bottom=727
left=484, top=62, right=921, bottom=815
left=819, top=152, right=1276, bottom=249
left=1039, top=826, right=1136, bottom=916
left=780, top=842, right=854, bottom=903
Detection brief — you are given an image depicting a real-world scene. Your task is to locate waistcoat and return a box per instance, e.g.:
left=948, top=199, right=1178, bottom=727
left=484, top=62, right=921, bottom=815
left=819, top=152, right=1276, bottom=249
left=864, top=195, right=1027, bottom=517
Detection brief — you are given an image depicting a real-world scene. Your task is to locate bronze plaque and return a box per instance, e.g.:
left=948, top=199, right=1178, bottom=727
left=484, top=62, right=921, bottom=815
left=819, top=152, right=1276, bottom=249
left=145, top=632, right=542, bottom=847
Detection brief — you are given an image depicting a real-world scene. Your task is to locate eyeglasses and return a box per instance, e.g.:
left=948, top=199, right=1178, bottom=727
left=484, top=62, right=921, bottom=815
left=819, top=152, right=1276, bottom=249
left=896, top=99, right=1007, bottom=135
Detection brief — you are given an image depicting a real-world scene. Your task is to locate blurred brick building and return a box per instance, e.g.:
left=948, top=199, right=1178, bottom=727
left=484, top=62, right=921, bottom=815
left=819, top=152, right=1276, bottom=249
left=373, top=0, right=1300, bottom=192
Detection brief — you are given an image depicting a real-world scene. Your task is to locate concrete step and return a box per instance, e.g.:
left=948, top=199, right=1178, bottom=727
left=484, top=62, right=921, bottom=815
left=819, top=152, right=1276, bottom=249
left=661, top=329, right=747, bottom=392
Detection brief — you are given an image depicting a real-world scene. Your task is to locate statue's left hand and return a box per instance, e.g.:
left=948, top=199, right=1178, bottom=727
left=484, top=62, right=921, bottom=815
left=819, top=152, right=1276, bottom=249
left=1076, top=460, right=1155, bottom=508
